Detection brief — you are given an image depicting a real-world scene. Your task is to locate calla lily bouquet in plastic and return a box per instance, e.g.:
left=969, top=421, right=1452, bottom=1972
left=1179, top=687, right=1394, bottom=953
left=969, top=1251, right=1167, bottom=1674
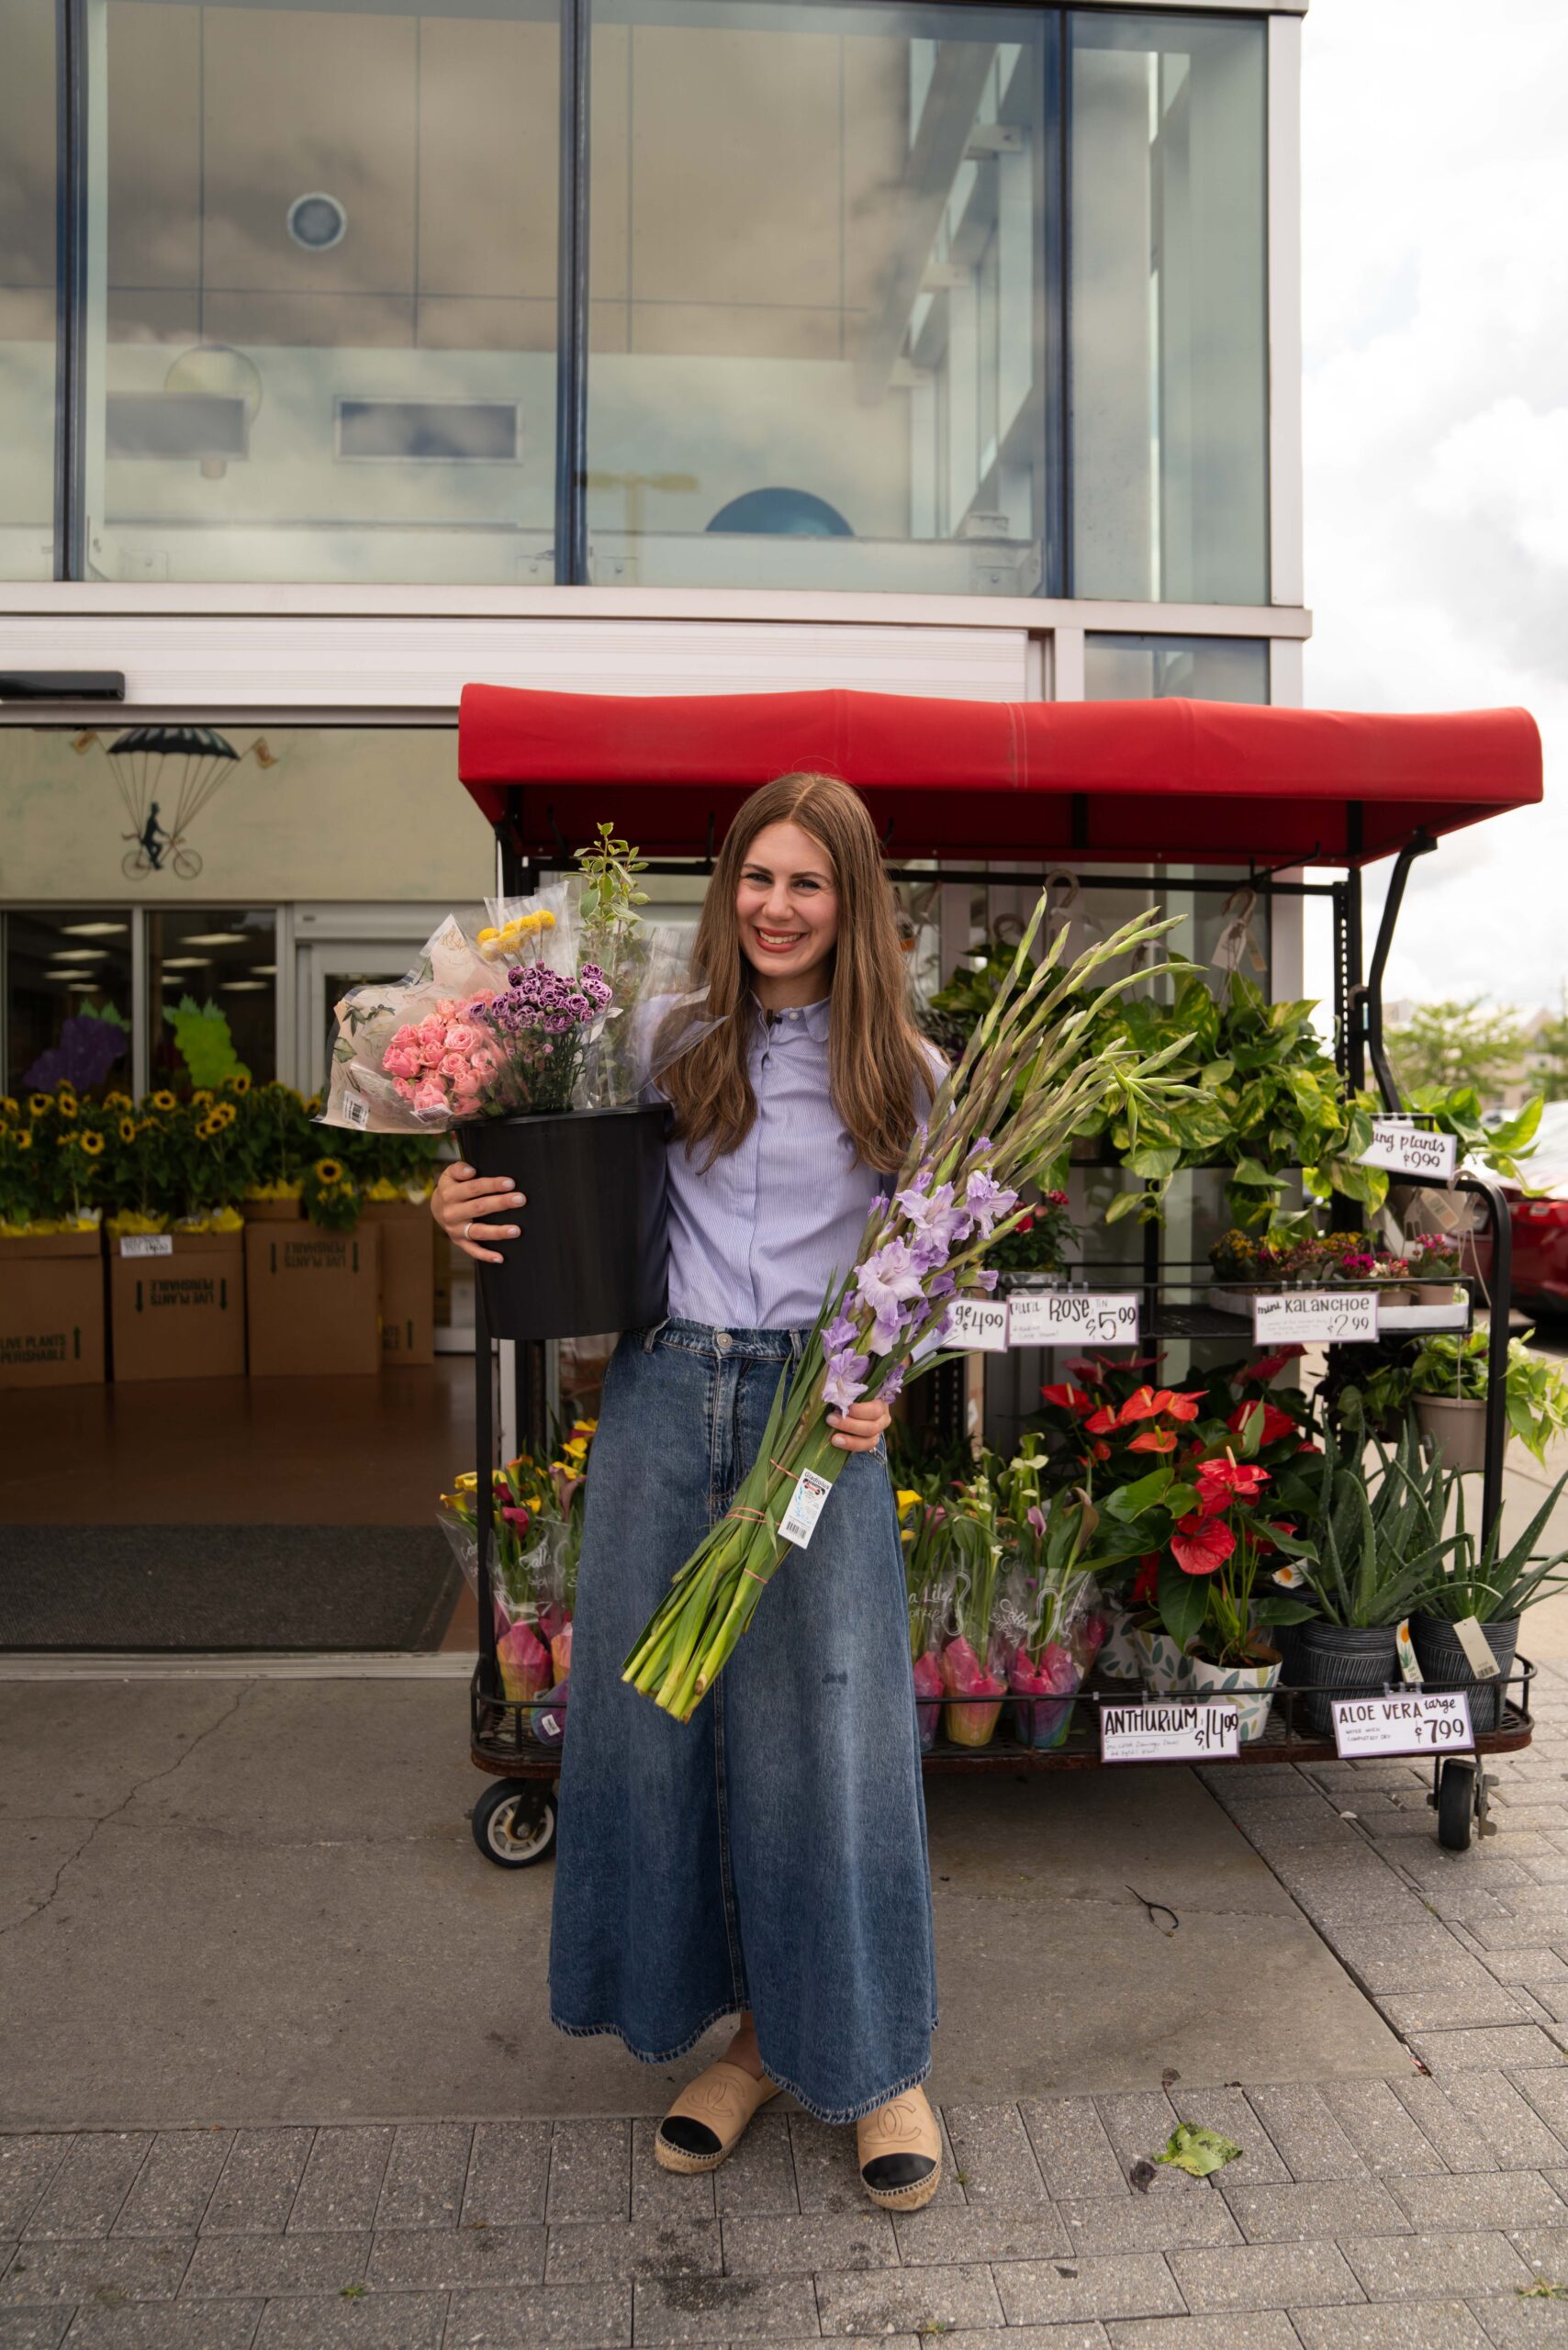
left=622, top=897, right=1195, bottom=1722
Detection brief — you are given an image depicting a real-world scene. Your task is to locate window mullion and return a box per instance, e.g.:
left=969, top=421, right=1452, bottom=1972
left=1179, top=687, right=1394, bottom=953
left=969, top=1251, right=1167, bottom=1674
left=555, top=0, right=592, bottom=586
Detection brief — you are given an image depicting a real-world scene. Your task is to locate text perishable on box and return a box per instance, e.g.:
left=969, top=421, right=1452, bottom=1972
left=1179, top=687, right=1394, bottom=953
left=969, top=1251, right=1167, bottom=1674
left=110, top=1229, right=245, bottom=1383
left=245, top=1224, right=381, bottom=1377
left=0, top=1228, right=106, bottom=1389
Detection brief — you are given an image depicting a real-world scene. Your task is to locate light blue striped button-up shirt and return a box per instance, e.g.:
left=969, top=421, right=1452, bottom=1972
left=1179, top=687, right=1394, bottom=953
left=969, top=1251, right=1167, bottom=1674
left=655, top=992, right=939, bottom=1334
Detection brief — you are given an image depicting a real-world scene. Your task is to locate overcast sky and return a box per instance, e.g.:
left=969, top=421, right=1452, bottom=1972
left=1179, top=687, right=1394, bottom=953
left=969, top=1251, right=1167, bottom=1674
left=1298, top=0, right=1567, bottom=1017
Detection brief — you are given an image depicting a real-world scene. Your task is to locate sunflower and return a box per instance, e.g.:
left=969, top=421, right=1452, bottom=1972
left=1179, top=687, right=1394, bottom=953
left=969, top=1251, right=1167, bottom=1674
left=1, top=1097, right=17, bottom=1117
left=191, top=1090, right=215, bottom=1109
left=104, top=1091, right=131, bottom=1111
left=80, top=1130, right=105, bottom=1156
left=226, top=1073, right=252, bottom=1095
left=16, top=1130, right=31, bottom=1152
left=118, top=1117, right=137, bottom=1144
left=196, top=1116, right=218, bottom=1140
left=55, top=1094, right=78, bottom=1120
left=150, top=1090, right=177, bottom=1113
left=28, top=1092, right=50, bottom=1116
left=212, top=1102, right=237, bottom=1129
left=315, top=1158, right=344, bottom=1185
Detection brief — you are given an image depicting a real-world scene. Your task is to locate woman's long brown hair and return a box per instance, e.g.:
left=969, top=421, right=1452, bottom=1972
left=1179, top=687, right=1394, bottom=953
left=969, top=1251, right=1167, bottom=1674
left=660, top=772, right=932, bottom=1172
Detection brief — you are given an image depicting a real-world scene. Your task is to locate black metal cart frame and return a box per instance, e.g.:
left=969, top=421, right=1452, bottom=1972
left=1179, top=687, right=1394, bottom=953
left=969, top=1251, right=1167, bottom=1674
left=463, top=808, right=1525, bottom=1864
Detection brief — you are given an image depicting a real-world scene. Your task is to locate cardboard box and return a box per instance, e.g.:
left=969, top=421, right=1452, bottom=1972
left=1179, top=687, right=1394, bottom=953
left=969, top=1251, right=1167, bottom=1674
left=244, top=1223, right=381, bottom=1377
left=0, top=1229, right=106, bottom=1389
left=109, top=1229, right=245, bottom=1383
left=362, top=1201, right=436, bottom=1367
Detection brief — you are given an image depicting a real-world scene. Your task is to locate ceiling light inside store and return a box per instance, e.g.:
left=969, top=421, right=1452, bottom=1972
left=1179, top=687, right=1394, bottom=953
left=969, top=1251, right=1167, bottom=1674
left=251, top=964, right=276, bottom=976
left=65, top=980, right=102, bottom=993
left=219, top=980, right=268, bottom=991
left=180, top=932, right=250, bottom=947
left=60, top=922, right=128, bottom=938
left=50, top=947, right=108, bottom=960
left=160, top=957, right=208, bottom=968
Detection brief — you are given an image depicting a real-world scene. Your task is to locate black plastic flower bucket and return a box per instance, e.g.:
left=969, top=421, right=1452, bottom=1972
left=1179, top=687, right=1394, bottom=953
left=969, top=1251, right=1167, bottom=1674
left=458, top=1103, right=668, bottom=1342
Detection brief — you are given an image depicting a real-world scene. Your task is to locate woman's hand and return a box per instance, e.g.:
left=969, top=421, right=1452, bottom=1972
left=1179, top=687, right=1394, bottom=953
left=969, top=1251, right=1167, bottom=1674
left=828, top=1396, right=891, bottom=1453
left=431, top=1161, right=525, bottom=1265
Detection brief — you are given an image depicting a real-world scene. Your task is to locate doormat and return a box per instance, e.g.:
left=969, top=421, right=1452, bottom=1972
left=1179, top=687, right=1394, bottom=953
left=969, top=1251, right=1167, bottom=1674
left=0, top=1525, right=463, bottom=1651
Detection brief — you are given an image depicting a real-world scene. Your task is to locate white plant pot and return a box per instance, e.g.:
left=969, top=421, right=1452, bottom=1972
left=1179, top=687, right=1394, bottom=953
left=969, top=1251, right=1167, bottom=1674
left=1188, top=1651, right=1282, bottom=1744
left=1134, top=1626, right=1194, bottom=1696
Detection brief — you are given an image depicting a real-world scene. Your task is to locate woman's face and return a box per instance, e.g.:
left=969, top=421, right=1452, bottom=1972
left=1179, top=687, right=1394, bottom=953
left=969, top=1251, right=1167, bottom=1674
left=734, top=819, right=839, bottom=993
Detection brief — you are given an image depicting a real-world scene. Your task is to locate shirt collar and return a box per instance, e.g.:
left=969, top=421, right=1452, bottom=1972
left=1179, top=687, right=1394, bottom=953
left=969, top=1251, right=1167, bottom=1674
left=750, top=990, right=832, bottom=1044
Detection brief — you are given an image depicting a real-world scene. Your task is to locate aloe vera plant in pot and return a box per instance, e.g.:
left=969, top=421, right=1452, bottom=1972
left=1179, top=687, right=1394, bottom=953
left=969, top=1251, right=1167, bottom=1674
left=1412, top=1471, right=1568, bottom=1729
left=1284, top=1416, right=1461, bottom=1734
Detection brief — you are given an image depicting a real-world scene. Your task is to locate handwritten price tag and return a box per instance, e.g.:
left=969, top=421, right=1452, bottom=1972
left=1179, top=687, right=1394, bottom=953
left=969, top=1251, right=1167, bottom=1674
left=945, top=1297, right=1011, bottom=1353
left=1100, top=1699, right=1240, bottom=1763
left=119, top=1235, right=174, bottom=1259
left=1251, top=1290, right=1379, bottom=1346
left=1331, top=1690, right=1474, bottom=1759
left=1008, top=1291, right=1141, bottom=1348
left=1359, top=1119, right=1458, bottom=1182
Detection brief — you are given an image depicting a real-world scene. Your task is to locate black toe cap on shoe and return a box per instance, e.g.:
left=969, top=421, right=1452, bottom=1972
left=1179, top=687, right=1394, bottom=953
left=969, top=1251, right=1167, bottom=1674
left=861, top=2152, right=935, bottom=2192
left=658, top=2116, right=722, bottom=2157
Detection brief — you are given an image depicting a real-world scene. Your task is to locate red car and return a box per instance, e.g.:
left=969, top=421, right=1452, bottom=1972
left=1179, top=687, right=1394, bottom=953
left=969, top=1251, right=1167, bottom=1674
left=1501, top=1103, right=1568, bottom=1321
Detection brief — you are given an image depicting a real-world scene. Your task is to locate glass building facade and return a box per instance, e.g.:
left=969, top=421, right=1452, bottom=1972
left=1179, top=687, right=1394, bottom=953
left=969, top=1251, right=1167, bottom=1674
left=7, top=0, right=1271, bottom=599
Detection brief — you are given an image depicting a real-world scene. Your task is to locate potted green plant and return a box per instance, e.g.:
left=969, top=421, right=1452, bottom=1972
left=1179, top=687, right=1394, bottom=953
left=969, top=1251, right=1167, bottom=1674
left=1410, top=1472, right=1568, bottom=1729
left=1363, top=1331, right=1568, bottom=1476
left=1406, top=1232, right=1464, bottom=1306
left=1287, top=1417, right=1459, bottom=1732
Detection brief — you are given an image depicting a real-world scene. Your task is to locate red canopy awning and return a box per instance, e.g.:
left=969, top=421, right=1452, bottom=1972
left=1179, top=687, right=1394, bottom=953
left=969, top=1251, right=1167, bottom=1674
left=458, top=685, right=1542, bottom=867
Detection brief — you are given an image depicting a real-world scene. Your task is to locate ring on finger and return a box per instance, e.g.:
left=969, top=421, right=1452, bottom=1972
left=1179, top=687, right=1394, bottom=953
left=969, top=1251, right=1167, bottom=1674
left=462, top=1221, right=472, bottom=1243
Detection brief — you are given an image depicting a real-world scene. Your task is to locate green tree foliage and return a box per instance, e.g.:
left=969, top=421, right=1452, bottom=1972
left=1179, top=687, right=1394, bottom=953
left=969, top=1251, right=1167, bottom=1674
left=1386, top=996, right=1527, bottom=1105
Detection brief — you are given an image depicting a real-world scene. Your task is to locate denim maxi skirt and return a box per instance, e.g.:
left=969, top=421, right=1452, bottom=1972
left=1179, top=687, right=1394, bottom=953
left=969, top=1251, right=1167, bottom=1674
left=548, top=1318, right=938, bottom=2124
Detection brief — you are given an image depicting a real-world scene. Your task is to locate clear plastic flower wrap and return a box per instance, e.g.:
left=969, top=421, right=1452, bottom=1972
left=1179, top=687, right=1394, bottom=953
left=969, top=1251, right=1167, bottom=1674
left=319, top=875, right=713, bottom=1131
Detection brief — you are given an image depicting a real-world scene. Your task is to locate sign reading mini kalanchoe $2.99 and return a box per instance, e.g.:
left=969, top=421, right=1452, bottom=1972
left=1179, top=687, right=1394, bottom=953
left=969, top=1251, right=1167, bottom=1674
left=1251, top=1289, right=1379, bottom=1347
left=1099, top=1698, right=1241, bottom=1763
left=1331, top=1691, right=1475, bottom=1759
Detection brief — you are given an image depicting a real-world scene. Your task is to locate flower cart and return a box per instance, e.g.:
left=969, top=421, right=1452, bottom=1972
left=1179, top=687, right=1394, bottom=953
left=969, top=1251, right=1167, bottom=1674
left=456, top=685, right=1545, bottom=1857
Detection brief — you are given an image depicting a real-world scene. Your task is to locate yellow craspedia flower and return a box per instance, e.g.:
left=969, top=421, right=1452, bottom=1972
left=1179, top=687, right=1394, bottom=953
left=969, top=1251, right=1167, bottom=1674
left=80, top=1130, right=105, bottom=1156
left=315, top=1158, right=344, bottom=1184
left=150, top=1090, right=177, bottom=1113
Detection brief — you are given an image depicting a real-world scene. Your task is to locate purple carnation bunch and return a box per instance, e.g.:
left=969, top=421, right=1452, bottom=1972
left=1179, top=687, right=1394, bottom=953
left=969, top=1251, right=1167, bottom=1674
left=470, top=961, right=612, bottom=1038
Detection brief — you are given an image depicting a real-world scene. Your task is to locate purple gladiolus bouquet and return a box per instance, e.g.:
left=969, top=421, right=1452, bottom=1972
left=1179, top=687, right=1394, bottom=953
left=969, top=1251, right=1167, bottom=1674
left=622, top=895, right=1193, bottom=1722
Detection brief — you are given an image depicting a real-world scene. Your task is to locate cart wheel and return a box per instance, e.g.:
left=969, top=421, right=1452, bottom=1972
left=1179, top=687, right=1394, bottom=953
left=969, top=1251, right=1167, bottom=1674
left=1437, top=1758, right=1475, bottom=1852
left=472, top=1780, right=556, bottom=1868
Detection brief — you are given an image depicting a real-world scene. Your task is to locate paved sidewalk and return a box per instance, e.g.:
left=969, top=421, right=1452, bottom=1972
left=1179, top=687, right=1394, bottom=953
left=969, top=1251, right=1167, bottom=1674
left=6, top=1664, right=1568, bottom=2347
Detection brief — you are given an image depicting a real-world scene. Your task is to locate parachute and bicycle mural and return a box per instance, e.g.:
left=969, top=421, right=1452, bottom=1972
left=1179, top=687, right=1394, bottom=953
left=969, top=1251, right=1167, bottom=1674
left=70, top=725, right=278, bottom=880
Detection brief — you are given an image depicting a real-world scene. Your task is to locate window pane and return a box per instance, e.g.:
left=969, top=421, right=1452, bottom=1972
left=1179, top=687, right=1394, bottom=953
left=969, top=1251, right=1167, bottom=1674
left=1084, top=632, right=1269, bottom=703
left=90, top=0, right=559, bottom=585
left=587, top=1, right=1049, bottom=595
left=148, top=909, right=278, bottom=1087
left=0, top=0, right=58, bottom=579
left=6, top=914, right=134, bottom=1097
left=1070, top=12, right=1266, bottom=604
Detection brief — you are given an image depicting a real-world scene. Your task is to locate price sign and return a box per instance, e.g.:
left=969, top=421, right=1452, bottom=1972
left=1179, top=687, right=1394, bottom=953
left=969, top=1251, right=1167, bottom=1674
left=119, top=1235, right=174, bottom=1259
left=1359, top=1119, right=1458, bottom=1183
left=1099, top=1698, right=1240, bottom=1763
left=945, top=1296, right=1011, bottom=1352
left=1008, top=1290, right=1141, bottom=1348
left=1331, top=1690, right=1474, bottom=1759
left=1251, top=1290, right=1379, bottom=1346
